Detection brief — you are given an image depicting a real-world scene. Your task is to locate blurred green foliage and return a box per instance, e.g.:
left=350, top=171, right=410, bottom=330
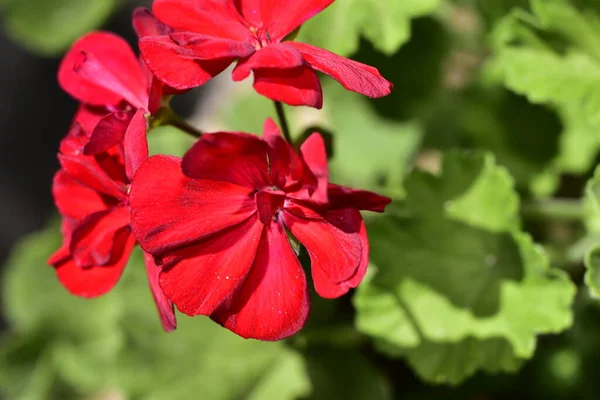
left=8, top=0, right=600, bottom=398
left=0, top=0, right=122, bottom=56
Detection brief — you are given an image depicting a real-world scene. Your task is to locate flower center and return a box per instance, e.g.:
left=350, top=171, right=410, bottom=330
left=249, top=27, right=272, bottom=49
left=255, top=187, right=286, bottom=223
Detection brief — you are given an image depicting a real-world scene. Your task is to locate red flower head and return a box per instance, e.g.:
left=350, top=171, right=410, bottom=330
left=48, top=115, right=177, bottom=332
left=139, top=0, right=393, bottom=108
left=129, top=119, right=391, bottom=340
left=50, top=9, right=178, bottom=331
left=58, top=8, right=173, bottom=137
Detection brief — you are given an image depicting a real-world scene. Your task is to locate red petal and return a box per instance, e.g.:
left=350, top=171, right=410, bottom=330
left=182, top=132, right=270, bottom=188
left=73, top=51, right=147, bottom=110
left=54, top=229, right=135, bottom=298
left=260, top=0, right=334, bottom=41
left=309, top=210, right=369, bottom=298
left=130, top=155, right=257, bottom=255
left=282, top=206, right=363, bottom=298
left=84, top=111, right=134, bottom=155
left=139, top=35, right=252, bottom=90
left=60, top=122, right=90, bottom=156
left=254, top=66, right=323, bottom=108
left=288, top=42, right=393, bottom=99
left=159, top=215, right=264, bottom=316
left=59, top=32, right=148, bottom=108
left=327, top=183, right=392, bottom=212
left=232, top=43, right=303, bottom=81
left=300, top=133, right=328, bottom=203
left=214, top=221, right=309, bottom=341
left=52, top=171, right=107, bottom=220
left=58, top=154, right=127, bottom=200
left=48, top=219, right=77, bottom=266
left=232, top=0, right=262, bottom=27
left=133, top=7, right=172, bottom=38
left=124, top=109, right=149, bottom=180
left=144, top=252, right=177, bottom=332
left=70, top=207, right=131, bottom=268
left=153, top=0, right=250, bottom=41
left=262, top=119, right=311, bottom=190
left=73, top=105, right=108, bottom=134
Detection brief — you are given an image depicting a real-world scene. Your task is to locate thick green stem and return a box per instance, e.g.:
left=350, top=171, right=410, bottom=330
left=521, top=198, right=585, bottom=222
left=152, top=107, right=202, bottom=138
left=273, top=101, right=292, bottom=143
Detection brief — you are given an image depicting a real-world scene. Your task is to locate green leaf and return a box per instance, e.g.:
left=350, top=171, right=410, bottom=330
left=324, top=86, right=423, bottom=191
left=584, top=245, right=600, bottom=298
left=297, top=0, right=442, bottom=56
left=584, top=165, right=600, bottom=298
left=354, top=151, right=576, bottom=385
left=0, top=0, right=121, bottom=56
left=488, top=0, right=600, bottom=181
left=304, top=349, right=392, bottom=400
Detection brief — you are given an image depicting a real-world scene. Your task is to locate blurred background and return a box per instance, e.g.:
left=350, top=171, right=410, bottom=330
left=2, top=0, right=600, bottom=399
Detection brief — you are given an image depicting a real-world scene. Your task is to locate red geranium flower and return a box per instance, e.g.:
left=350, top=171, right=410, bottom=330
left=48, top=118, right=176, bottom=332
left=138, top=0, right=393, bottom=108
left=58, top=8, right=173, bottom=137
left=129, top=119, right=390, bottom=340
left=49, top=8, right=177, bottom=331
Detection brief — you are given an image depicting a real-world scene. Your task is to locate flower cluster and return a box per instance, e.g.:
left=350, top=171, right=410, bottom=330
left=50, top=0, right=392, bottom=340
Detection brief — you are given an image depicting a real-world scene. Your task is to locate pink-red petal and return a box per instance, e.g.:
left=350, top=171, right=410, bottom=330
left=213, top=221, right=310, bottom=341
left=59, top=32, right=147, bottom=108
left=262, top=118, right=311, bottom=190
left=130, top=155, right=256, bottom=255
left=73, top=105, right=108, bottom=135
left=308, top=210, right=369, bottom=298
left=133, top=7, right=172, bottom=38
left=260, top=0, right=335, bottom=42
left=282, top=206, right=363, bottom=298
left=232, top=0, right=263, bottom=27
left=327, top=183, right=392, bottom=212
left=73, top=51, right=147, bottom=110
left=84, top=111, right=134, bottom=155
left=52, top=171, right=107, bottom=220
left=232, top=43, right=303, bottom=81
left=299, top=133, right=328, bottom=203
left=144, top=252, right=177, bottom=332
left=54, top=228, right=135, bottom=298
left=139, top=35, right=251, bottom=90
left=58, top=154, right=127, bottom=200
left=153, top=0, right=250, bottom=41
left=159, top=215, right=264, bottom=316
left=253, top=66, right=323, bottom=108
left=182, top=132, right=270, bottom=188
left=123, top=108, right=149, bottom=181
left=69, top=207, right=131, bottom=268
left=288, top=42, right=393, bottom=99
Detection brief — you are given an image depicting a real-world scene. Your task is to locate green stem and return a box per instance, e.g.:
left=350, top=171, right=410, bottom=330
left=152, top=107, right=202, bottom=138
left=273, top=101, right=292, bottom=143
left=521, top=198, right=585, bottom=222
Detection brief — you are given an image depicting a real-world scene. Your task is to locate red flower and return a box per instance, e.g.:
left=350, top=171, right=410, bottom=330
left=58, top=8, right=172, bottom=136
left=129, top=119, right=390, bottom=340
left=48, top=117, right=177, bottom=332
left=50, top=9, right=177, bottom=331
left=138, top=0, right=393, bottom=108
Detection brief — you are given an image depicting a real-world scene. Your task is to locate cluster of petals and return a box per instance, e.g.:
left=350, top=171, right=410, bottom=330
left=49, top=0, right=394, bottom=340
left=49, top=8, right=176, bottom=332
left=139, top=0, right=393, bottom=108
left=129, top=119, right=390, bottom=340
